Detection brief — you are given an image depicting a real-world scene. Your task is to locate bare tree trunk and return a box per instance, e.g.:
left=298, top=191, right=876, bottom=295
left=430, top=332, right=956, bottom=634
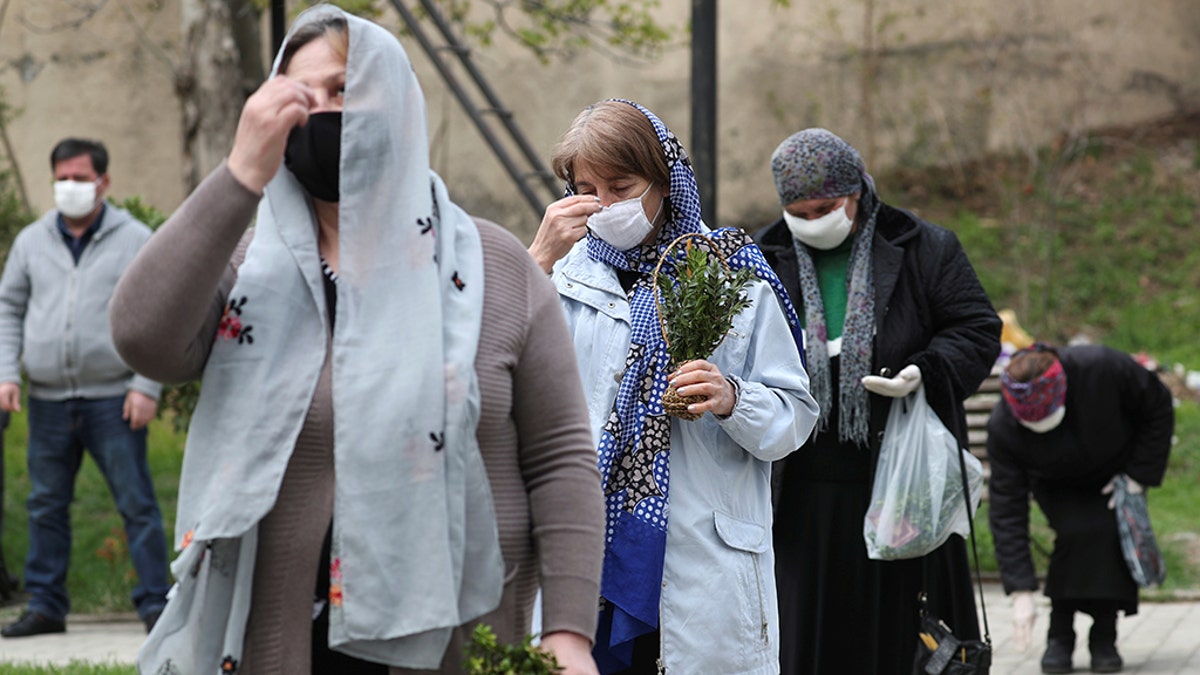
left=0, top=0, right=31, bottom=213
left=177, top=0, right=264, bottom=191
left=860, top=0, right=878, bottom=166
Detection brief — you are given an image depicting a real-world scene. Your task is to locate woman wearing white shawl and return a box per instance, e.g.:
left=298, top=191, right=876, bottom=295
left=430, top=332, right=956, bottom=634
left=111, top=6, right=604, bottom=674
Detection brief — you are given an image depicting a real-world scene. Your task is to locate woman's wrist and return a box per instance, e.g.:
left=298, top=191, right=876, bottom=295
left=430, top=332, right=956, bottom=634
left=714, top=376, right=739, bottom=419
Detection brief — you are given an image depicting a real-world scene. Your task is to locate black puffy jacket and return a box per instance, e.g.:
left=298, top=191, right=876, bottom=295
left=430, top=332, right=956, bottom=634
left=755, top=201, right=1002, bottom=469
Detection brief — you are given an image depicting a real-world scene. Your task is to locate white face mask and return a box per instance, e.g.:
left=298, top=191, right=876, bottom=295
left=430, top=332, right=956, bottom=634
left=1017, top=406, right=1065, bottom=433
left=54, top=180, right=100, bottom=219
left=783, top=201, right=854, bottom=250
left=587, top=182, right=662, bottom=250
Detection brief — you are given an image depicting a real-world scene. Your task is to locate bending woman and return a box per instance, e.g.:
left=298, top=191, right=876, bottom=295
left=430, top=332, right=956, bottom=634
left=111, top=6, right=604, bottom=674
left=530, top=99, right=819, bottom=675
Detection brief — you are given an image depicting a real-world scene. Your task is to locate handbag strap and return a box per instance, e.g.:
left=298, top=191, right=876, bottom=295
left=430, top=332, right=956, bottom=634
left=956, top=441, right=991, bottom=644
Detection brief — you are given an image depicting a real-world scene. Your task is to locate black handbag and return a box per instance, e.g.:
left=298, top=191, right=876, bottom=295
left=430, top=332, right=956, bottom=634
left=912, top=441, right=993, bottom=675
left=914, top=592, right=992, bottom=674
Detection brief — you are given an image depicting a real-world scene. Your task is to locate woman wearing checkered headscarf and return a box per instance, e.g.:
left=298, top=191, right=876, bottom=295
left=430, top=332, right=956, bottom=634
left=530, top=99, right=818, bottom=675
left=754, top=128, right=1002, bottom=674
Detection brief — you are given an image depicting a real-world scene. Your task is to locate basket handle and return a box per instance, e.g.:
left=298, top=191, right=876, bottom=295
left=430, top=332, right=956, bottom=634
left=651, top=232, right=734, bottom=358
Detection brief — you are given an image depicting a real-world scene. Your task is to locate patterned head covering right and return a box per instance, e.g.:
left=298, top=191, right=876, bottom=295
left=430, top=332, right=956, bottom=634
left=1002, top=343, right=1068, bottom=422
left=771, top=128, right=875, bottom=205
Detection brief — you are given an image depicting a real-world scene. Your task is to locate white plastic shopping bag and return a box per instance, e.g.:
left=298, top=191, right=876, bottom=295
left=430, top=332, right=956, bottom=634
left=863, top=385, right=983, bottom=560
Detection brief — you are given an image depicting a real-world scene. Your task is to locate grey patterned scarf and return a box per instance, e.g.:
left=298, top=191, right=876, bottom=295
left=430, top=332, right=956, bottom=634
left=772, top=129, right=879, bottom=446
left=791, top=189, right=878, bottom=446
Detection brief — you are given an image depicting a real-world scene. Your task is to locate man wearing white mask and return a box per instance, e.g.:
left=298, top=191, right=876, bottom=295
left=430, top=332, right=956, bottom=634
left=755, top=128, right=1001, bottom=674
left=0, top=138, right=168, bottom=638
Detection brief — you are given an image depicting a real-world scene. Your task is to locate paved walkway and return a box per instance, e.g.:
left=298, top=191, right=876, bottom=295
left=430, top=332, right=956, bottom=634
left=983, top=588, right=1200, bottom=674
left=0, top=584, right=1197, bottom=671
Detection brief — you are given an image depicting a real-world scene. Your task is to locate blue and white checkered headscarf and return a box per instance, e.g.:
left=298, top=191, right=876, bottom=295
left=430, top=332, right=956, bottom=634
left=572, top=99, right=805, bottom=673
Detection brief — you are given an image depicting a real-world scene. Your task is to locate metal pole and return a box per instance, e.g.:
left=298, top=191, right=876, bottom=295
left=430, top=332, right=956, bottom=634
left=271, top=0, right=286, bottom=56
left=691, top=0, right=718, bottom=225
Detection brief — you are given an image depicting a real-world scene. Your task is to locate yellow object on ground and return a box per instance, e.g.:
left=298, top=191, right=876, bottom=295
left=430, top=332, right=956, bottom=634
left=999, top=309, right=1035, bottom=350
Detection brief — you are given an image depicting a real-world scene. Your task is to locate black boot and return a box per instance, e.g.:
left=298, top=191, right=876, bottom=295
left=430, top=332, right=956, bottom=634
left=1089, top=643, right=1122, bottom=673
left=1086, top=603, right=1121, bottom=673
left=1041, top=638, right=1074, bottom=674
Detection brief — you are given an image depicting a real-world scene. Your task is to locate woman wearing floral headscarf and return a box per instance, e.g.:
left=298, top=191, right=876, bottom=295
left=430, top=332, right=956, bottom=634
left=110, top=6, right=605, bottom=674
left=529, top=99, right=819, bottom=675
left=988, top=342, right=1172, bottom=674
left=753, top=128, right=1002, bottom=674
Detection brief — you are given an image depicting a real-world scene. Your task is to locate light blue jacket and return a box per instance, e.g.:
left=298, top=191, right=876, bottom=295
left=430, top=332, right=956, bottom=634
left=554, top=241, right=819, bottom=675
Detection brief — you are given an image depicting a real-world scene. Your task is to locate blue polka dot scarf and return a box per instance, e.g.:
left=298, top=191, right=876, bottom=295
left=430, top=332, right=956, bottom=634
left=577, top=99, right=805, bottom=673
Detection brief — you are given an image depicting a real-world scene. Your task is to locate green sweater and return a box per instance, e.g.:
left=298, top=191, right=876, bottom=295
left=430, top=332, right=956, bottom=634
left=812, top=237, right=853, bottom=341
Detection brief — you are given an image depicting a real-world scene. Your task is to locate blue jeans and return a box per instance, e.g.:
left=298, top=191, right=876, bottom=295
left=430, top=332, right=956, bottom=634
left=23, top=396, right=170, bottom=622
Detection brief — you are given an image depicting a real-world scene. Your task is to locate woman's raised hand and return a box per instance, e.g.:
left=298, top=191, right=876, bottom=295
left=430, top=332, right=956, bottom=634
left=528, top=195, right=602, bottom=273
left=227, top=75, right=316, bottom=194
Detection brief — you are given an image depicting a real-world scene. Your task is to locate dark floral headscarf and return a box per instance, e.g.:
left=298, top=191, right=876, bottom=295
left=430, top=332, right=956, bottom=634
left=771, top=127, right=876, bottom=205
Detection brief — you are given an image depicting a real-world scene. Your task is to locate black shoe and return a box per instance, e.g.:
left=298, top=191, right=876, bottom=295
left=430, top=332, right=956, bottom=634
left=1041, top=638, right=1075, bottom=674
left=0, top=611, right=65, bottom=638
left=0, top=569, right=18, bottom=602
left=0, top=572, right=23, bottom=608
left=1090, top=643, right=1123, bottom=673
left=142, top=608, right=163, bottom=633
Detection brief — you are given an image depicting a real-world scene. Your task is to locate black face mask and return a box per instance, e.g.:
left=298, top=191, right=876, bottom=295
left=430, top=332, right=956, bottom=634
left=284, top=111, right=342, bottom=202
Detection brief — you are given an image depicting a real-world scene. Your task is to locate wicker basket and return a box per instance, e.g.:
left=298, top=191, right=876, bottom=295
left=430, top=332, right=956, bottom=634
left=652, top=233, right=736, bottom=421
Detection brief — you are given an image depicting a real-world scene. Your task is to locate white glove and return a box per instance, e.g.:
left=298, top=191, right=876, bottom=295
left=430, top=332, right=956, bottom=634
left=1011, top=590, right=1036, bottom=652
left=861, top=364, right=922, bottom=397
left=1102, top=473, right=1143, bottom=509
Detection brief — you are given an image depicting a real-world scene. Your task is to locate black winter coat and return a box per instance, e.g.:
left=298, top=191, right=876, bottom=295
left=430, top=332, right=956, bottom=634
left=756, top=203, right=1002, bottom=464
left=757, top=203, right=1001, bottom=674
left=986, top=345, right=1173, bottom=601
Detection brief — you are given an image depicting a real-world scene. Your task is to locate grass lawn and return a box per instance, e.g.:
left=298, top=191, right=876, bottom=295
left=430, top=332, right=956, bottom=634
left=1, top=412, right=184, bottom=616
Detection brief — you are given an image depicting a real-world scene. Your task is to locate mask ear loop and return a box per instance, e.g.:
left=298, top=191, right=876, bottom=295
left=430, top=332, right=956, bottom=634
left=644, top=183, right=666, bottom=227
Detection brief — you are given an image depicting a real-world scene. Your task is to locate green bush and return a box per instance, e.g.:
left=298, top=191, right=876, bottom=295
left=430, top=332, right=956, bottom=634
left=0, top=170, right=33, bottom=260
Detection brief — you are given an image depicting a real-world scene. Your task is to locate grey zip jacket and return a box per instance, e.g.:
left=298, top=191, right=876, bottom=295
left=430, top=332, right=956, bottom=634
left=0, top=203, right=160, bottom=400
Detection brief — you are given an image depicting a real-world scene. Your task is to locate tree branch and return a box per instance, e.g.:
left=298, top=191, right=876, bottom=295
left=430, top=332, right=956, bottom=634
left=0, top=0, right=32, bottom=214
left=19, top=0, right=108, bottom=34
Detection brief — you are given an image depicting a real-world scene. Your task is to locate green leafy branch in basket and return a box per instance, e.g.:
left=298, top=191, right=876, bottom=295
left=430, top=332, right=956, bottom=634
left=464, top=624, right=563, bottom=675
left=656, top=241, right=756, bottom=367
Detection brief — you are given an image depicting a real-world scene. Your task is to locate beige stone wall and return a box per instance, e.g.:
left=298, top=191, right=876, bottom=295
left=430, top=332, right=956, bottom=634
left=3, top=0, right=1197, bottom=240
left=0, top=0, right=184, bottom=218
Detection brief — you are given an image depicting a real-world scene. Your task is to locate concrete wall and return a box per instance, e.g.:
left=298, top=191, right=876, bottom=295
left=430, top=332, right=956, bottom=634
left=2, top=1, right=1198, bottom=241
left=0, top=0, right=184, bottom=218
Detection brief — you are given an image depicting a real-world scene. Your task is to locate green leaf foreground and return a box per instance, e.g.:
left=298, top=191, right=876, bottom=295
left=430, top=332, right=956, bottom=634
left=656, top=241, right=756, bottom=367
left=465, top=624, right=563, bottom=674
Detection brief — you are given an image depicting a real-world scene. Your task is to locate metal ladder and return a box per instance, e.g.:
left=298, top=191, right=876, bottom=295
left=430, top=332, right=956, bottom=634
left=387, top=0, right=561, bottom=220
